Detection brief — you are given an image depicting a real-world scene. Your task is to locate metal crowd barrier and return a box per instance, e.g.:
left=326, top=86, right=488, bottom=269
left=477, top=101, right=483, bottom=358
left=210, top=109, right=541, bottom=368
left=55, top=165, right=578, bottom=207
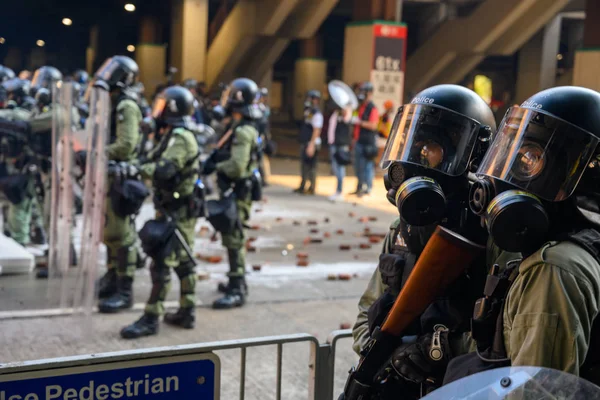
left=0, top=329, right=355, bottom=400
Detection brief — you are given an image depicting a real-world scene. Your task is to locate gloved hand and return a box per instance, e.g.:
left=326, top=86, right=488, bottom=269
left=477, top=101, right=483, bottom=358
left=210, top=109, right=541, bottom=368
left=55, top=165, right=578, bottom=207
left=202, top=149, right=218, bottom=175
left=75, top=150, right=87, bottom=171
left=389, top=325, right=452, bottom=384
left=350, top=116, right=361, bottom=125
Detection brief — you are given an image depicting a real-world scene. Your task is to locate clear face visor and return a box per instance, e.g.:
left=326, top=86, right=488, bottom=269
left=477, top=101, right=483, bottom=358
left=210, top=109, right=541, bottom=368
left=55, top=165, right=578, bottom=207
left=380, top=103, right=481, bottom=176
left=31, top=70, right=54, bottom=89
left=95, top=58, right=119, bottom=82
left=151, top=97, right=167, bottom=119
left=477, top=107, right=599, bottom=201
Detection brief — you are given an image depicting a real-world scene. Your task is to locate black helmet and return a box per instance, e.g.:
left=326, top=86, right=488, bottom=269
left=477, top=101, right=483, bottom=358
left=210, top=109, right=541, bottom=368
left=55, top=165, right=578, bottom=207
left=0, top=66, right=15, bottom=83
left=226, top=78, right=258, bottom=118
left=476, top=86, right=600, bottom=202
left=93, top=56, right=139, bottom=91
left=381, top=84, right=496, bottom=225
left=382, top=84, right=496, bottom=174
left=152, top=85, right=194, bottom=127
left=31, top=66, right=63, bottom=91
left=73, top=69, right=89, bottom=85
left=2, top=78, right=30, bottom=99
left=182, top=78, right=198, bottom=90
left=35, top=88, right=51, bottom=107
left=306, top=89, right=321, bottom=99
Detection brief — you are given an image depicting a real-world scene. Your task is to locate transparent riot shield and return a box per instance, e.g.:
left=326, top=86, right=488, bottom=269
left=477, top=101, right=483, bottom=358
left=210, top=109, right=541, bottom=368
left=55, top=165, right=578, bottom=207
left=422, top=367, right=600, bottom=399
left=48, top=81, right=77, bottom=308
left=48, top=82, right=108, bottom=316
left=75, top=87, right=109, bottom=315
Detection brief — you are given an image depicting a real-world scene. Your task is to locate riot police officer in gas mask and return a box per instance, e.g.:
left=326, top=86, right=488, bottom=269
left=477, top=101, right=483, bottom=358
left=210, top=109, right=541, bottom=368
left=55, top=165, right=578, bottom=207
left=442, top=86, right=600, bottom=385
left=347, top=84, right=496, bottom=398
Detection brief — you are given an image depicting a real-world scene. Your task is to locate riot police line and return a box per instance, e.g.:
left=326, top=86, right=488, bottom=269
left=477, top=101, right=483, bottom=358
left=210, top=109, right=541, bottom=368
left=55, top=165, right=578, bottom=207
left=3, top=56, right=600, bottom=398
left=0, top=58, right=272, bottom=339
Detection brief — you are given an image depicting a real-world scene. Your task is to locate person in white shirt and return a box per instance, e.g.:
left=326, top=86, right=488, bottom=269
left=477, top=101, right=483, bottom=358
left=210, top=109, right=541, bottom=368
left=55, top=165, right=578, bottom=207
left=327, top=106, right=352, bottom=202
left=294, top=90, right=323, bottom=195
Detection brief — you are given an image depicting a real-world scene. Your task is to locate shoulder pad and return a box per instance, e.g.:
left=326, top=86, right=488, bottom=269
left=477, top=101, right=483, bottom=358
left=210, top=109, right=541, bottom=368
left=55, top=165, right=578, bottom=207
left=520, top=241, right=600, bottom=283
left=116, top=98, right=139, bottom=112
left=234, top=124, right=258, bottom=141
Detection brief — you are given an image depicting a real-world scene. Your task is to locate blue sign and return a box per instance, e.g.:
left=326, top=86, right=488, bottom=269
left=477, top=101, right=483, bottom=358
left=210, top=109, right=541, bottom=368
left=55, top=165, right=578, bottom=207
left=0, top=353, right=219, bottom=400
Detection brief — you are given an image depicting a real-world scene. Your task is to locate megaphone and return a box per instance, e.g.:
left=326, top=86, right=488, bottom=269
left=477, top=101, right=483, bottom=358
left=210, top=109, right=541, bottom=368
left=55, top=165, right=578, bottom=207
left=328, top=80, right=359, bottom=111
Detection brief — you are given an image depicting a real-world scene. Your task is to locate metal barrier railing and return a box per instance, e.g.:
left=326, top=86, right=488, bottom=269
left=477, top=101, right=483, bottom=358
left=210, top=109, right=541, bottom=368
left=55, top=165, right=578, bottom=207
left=0, top=330, right=355, bottom=400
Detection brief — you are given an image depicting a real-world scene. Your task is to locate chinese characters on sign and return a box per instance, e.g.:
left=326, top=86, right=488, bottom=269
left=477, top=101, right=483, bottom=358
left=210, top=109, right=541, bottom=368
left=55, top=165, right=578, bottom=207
left=370, top=24, right=407, bottom=113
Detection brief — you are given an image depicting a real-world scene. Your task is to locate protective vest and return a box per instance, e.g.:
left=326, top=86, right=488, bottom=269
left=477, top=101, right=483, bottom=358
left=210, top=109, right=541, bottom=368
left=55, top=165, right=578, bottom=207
left=367, top=220, right=484, bottom=338
left=334, top=116, right=351, bottom=147
left=299, top=107, right=318, bottom=144
left=109, top=93, right=138, bottom=144
left=357, top=102, right=376, bottom=145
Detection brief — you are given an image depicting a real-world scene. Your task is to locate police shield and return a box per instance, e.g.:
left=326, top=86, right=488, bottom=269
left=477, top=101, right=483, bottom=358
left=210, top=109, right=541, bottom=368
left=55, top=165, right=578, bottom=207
left=422, top=367, right=600, bottom=399
left=76, top=86, right=109, bottom=313
left=48, top=82, right=109, bottom=314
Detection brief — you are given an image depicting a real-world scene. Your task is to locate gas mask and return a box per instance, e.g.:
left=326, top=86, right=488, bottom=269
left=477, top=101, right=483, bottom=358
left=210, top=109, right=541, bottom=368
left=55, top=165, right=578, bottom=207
left=381, top=103, right=490, bottom=231
left=304, top=99, right=312, bottom=109
left=469, top=106, right=599, bottom=253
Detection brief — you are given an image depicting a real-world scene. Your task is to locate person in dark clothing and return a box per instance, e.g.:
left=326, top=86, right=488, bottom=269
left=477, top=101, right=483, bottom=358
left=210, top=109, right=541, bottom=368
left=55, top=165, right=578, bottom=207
left=294, top=90, right=323, bottom=195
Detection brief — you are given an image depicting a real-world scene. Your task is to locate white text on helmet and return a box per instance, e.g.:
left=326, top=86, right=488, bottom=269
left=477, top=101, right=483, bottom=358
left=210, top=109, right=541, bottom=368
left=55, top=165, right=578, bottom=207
left=521, top=100, right=543, bottom=109
left=411, top=97, right=435, bottom=104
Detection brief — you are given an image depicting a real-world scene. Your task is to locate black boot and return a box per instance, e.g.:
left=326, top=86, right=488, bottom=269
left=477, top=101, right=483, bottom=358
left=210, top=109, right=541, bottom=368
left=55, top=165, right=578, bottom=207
left=213, top=277, right=246, bottom=309
left=217, top=280, right=248, bottom=295
left=98, top=269, right=117, bottom=299
left=164, top=307, right=195, bottom=329
left=120, top=313, right=159, bottom=339
left=31, top=226, right=48, bottom=245
left=98, top=277, right=133, bottom=313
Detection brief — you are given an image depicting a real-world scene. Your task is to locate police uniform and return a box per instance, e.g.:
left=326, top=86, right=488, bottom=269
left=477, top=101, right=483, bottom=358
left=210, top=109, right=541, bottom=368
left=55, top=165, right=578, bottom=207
left=442, top=86, right=600, bottom=387
left=139, top=126, right=199, bottom=317
left=341, top=85, right=497, bottom=398
left=295, top=91, right=322, bottom=195
left=121, top=85, right=200, bottom=339
left=92, top=56, right=144, bottom=312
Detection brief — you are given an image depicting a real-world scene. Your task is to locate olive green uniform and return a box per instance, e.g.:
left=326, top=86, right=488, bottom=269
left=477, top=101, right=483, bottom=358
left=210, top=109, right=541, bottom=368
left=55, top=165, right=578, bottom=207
left=104, top=98, right=142, bottom=279
left=140, top=127, right=199, bottom=316
left=216, top=122, right=258, bottom=278
left=0, top=107, right=34, bottom=245
left=501, top=241, right=600, bottom=374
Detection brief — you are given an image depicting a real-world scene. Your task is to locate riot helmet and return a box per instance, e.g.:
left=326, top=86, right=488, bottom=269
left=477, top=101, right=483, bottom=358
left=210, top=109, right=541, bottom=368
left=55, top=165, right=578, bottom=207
left=469, top=86, right=600, bottom=252
left=0, top=66, right=15, bottom=83
left=182, top=78, right=198, bottom=90
left=357, top=82, right=374, bottom=103
left=31, top=66, right=63, bottom=93
left=304, top=89, right=321, bottom=109
left=225, top=78, right=259, bottom=118
left=151, top=85, right=194, bottom=129
left=381, top=84, right=496, bottom=228
left=260, top=87, right=269, bottom=98
left=73, top=69, right=89, bottom=85
left=2, top=78, right=31, bottom=105
left=35, top=88, right=52, bottom=108
left=93, top=56, right=139, bottom=91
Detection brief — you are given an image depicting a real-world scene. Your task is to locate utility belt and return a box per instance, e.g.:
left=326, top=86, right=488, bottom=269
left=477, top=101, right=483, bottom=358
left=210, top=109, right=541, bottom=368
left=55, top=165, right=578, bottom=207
left=217, top=170, right=262, bottom=203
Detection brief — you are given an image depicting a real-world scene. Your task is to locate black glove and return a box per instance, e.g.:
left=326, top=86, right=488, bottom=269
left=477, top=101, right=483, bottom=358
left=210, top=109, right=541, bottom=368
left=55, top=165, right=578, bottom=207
left=389, top=325, right=452, bottom=384
left=202, top=149, right=218, bottom=175
left=75, top=150, right=87, bottom=172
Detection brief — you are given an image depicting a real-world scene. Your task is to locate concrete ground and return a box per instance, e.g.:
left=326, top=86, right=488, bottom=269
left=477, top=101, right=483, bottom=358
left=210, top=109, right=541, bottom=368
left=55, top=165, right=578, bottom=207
left=0, top=157, right=397, bottom=399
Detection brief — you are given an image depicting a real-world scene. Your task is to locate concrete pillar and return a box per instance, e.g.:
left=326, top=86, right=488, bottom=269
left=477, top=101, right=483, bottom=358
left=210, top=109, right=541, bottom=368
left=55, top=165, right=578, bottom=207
left=136, top=16, right=166, bottom=101
left=294, top=37, right=326, bottom=120
left=170, top=0, right=208, bottom=83
left=515, top=15, right=561, bottom=102
left=574, top=1, right=600, bottom=91
left=86, top=25, right=99, bottom=74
